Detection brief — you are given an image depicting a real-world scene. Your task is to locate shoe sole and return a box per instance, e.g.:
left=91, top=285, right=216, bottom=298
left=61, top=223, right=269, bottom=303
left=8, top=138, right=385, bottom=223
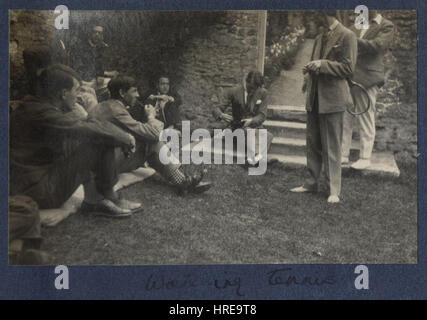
left=129, top=206, right=144, bottom=213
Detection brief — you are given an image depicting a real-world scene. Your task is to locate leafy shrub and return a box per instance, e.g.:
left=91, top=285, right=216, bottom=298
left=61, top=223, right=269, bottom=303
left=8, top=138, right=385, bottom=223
left=264, top=25, right=305, bottom=86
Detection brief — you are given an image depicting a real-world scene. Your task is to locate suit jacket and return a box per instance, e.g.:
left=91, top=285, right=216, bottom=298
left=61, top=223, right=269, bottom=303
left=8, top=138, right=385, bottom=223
left=90, top=99, right=164, bottom=143
left=305, top=22, right=358, bottom=114
left=213, top=86, right=268, bottom=128
left=350, top=17, right=395, bottom=88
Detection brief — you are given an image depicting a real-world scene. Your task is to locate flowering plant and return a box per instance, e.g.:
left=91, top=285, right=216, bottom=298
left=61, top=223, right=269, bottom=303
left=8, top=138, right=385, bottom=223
left=264, top=25, right=305, bottom=84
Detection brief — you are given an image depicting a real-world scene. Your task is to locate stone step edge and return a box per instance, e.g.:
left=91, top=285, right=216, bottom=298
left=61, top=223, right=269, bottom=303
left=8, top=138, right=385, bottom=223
left=268, top=105, right=306, bottom=113
left=264, top=120, right=307, bottom=129
left=272, top=137, right=361, bottom=150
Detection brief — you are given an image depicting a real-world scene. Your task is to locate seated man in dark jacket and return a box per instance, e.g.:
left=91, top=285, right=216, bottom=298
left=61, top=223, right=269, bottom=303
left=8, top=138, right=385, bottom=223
left=10, top=64, right=140, bottom=218
left=143, top=75, right=182, bottom=131
left=90, top=76, right=211, bottom=195
left=211, top=70, right=274, bottom=165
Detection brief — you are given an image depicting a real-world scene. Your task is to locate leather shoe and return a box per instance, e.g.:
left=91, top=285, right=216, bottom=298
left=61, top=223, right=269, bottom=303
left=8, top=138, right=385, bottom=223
left=177, top=171, right=212, bottom=195
left=191, top=181, right=212, bottom=194
left=115, top=198, right=143, bottom=212
left=81, top=199, right=132, bottom=218
left=290, top=186, right=316, bottom=193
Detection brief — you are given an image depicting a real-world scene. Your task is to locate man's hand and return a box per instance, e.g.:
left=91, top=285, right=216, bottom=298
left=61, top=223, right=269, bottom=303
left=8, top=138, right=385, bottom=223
left=242, top=118, right=253, bottom=128
left=123, top=133, right=136, bottom=158
left=221, top=113, right=233, bottom=122
left=144, top=104, right=156, bottom=119
left=304, top=60, right=322, bottom=73
left=104, top=70, right=119, bottom=78
left=158, top=95, right=174, bottom=102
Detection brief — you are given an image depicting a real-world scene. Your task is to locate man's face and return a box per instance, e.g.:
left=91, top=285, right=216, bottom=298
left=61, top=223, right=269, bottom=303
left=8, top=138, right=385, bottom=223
left=158, top=77, right=170, bottom=95
left=245, top=79, right=256, bottom=94
left=91, top=26, right=104, bottom=45
left=123, top=86, right=140, bottom=107
left=62, top=78, right=80, bottom=109
left=319, top=13, right=330, bottom=28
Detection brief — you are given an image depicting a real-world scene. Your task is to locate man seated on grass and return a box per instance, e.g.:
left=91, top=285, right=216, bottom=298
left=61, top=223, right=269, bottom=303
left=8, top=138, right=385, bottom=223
left=143, top=75, right=183, bottom=132
left=90, top=75, right=212, bottom=195
left=10, top=64, right=141, bottom=218
left=211, top=70, right=274, bottom=166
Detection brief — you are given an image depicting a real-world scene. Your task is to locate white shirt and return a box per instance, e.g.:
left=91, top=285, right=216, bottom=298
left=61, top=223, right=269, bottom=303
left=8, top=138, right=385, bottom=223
left=329, top=19, right=339, bottom=32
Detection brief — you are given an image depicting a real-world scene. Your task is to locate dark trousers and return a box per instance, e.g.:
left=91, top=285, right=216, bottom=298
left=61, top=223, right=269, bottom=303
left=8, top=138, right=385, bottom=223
left=115, top=140, right=180, bottom=176
left=14, top=143, right=118, bottom=209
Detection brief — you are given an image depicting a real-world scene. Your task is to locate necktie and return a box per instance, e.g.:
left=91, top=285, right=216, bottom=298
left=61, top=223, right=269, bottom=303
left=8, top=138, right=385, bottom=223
left=320, top=31, right=329, bottom=58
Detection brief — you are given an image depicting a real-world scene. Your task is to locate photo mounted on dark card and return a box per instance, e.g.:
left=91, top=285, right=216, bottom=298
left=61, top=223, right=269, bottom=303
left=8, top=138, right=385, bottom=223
left=2, top=0, right=425, bottom=301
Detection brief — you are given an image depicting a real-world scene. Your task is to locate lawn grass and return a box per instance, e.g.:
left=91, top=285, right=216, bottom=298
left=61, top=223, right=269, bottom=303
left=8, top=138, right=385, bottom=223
left=42, top=161, right=417, bottom=265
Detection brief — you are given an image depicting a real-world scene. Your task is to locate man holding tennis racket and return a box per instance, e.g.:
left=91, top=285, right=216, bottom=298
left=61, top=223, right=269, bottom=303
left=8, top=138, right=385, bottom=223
left=342, top=11, right=395, bottom=169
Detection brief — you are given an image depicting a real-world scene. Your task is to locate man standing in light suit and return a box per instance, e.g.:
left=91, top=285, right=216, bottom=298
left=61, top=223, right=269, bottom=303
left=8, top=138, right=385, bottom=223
left=342, top=11, right=395, bottom=169
left=291, top=11, right=358, bottom=203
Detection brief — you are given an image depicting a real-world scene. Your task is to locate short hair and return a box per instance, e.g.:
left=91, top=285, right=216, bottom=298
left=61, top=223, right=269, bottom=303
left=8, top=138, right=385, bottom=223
left=39, top=64, right=81, bottom=98
left=108, top=76, right=136, bottom=99
left=158, top=75, right=170, bottom=82
left=246, top=70, right=264, bottom=89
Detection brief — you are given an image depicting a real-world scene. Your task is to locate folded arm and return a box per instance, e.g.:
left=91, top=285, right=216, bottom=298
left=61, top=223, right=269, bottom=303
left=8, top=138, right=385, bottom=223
left=358, top=22, right=394, bottom=55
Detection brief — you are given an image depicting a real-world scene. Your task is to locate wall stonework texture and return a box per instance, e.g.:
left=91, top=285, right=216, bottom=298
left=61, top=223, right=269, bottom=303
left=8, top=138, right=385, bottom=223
left=10, top=10, right=261, bottom=129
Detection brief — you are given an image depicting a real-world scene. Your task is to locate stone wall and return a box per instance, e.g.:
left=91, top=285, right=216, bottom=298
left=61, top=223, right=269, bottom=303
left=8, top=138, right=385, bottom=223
left=9, top=10, right=261, bottom=129
left=383, top=10, right=417, bottom=103
left=10, top=10, right=56, bottom=99
left=174, top=11, right=260, bottom=129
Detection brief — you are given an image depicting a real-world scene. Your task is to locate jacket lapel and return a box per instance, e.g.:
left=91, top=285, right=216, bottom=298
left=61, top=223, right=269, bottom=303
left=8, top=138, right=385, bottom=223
left=312, top=35, right=322, bottom=60
left=247, top=90, right=256, bottom=113
left=322, top=24, right=342, bottom=58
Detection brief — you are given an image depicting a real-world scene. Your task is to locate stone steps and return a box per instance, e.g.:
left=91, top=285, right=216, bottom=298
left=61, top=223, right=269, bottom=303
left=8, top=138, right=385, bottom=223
left=267, top=105, right=306, bottom=122
left=264, top=120, right=306, bottom=139
left=265, top=103, right=400, bottom=177
left=269, top=136, right=362, bottom=158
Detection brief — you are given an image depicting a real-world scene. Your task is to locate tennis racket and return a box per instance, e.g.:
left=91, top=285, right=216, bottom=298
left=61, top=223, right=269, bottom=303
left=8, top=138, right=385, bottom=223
left=347, top=79, right=371, bottom=115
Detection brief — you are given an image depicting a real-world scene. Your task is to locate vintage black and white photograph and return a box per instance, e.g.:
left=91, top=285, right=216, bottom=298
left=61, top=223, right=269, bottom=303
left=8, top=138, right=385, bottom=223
left=9, top=9, right=417, bottom=265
